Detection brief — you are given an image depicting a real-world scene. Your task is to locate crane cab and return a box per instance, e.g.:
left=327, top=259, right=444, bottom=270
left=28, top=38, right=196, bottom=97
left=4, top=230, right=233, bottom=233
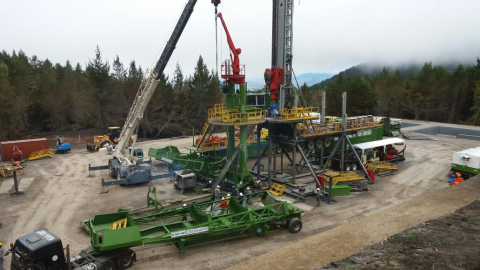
left=127, top=147, right=144, bottom=163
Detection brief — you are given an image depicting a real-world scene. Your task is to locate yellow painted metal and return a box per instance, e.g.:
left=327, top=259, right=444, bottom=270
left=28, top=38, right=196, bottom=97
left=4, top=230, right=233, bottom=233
left=300, top=116, right=382, bottom=138
left=0, top=165, right=24, bottom=178
left=260, top=128, right=268, bottom=139
left=29, top=148, right=56, bottom=161
left=367, top=161, right=398, bottom=175
left=208, top=104, right=266, bottom=125
left=109, top=218, right=128, bottom=230
left=323, top=171, right=364, bottom=186
left=195, top=122, right=211, bottom=147
left=269, top=183, right=286, bottom=196
left=279, top=107, right=320, bottom=121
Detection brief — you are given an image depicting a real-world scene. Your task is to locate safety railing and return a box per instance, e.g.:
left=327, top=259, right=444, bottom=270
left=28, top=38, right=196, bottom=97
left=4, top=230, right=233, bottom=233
left=199, top=140, right=228, bottom=152
left=279, top=107, right=320, bottom=121
left=208, top=104, right=266, bottom=125
left=300, top=115, right=381, bottom=138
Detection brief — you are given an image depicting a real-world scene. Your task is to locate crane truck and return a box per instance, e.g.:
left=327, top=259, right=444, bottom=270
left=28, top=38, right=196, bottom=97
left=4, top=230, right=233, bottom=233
left=103, top=0, right=211, bottom=185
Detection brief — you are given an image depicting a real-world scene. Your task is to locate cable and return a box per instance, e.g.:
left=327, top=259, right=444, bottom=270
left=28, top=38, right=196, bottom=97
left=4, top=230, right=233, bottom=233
left=292, top=69, right=307, bottom=107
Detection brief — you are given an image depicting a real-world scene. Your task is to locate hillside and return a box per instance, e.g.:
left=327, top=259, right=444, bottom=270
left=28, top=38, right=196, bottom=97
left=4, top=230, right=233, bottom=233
left=246, top=72, right=333, bottom=90
left=312, top=62, right=467, bottom=89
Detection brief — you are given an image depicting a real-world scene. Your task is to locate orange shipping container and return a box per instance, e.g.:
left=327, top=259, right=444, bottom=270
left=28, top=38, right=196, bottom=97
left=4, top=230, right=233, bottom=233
left=1, top=138, right=50, bottom=161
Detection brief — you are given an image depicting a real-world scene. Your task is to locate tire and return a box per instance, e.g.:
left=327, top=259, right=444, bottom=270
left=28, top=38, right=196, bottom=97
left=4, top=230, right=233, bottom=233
left=117, top=253, right=133, bottom=269
left=307, top=140, right=315, bottom=150
left=345, top=163, right=351, bottom=171
left=315, top=139, right=323, bottom=149
left=324, top=138, right=331, bottom=148
left=109, top=162, right=117, bottom=178
left=100, top=260, right=117, bottom=270
left=99, top=140, right=110, bottom=149
left=351, top=163, right=358, bottom=171
left=288, top=218, right=302, bottom=233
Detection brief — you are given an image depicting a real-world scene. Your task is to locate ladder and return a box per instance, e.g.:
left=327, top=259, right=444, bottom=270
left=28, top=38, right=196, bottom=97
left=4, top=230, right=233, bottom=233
left=195, top=122, right=214, bottom=148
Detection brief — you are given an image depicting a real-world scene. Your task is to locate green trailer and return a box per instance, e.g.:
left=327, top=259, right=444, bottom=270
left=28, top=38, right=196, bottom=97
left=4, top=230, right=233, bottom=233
left=83, top=187, right=303, bottom=254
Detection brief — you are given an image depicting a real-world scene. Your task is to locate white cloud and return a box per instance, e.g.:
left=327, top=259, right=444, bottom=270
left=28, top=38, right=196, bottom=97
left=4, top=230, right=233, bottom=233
left=1, top=0, right=479, bottom=78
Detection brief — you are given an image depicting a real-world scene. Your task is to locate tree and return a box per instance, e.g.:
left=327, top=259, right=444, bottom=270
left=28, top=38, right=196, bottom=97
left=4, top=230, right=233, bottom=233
left=85, top=46, right=111, bottom=129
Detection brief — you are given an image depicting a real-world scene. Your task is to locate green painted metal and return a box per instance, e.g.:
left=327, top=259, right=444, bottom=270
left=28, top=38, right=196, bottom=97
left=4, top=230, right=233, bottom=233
left=226, top=83, right=237, bottom=160
left=148, top=146, right=225, bottom=180
left=331, top=185, right=351, bottom=196
left=83, top=187, right=302, bottom=254
left=452, top=163, right=480, bottom=175
left=315, top=126, right=384, bottom=157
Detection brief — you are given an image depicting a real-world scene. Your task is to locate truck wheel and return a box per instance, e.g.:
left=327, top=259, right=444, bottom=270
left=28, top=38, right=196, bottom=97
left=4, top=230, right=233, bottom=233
left=117, top=253, right=134, bottom=269
left=100, top=260, right=117, bottom=270
left=315, top=139, right=323, bottom=149
left=351, top=163, right=358, bottom=171
left=307, top=140, right=315, bottom=150
left=345, top=163, right=351, bottom=171
left=288, top=218, right=302, bottom=233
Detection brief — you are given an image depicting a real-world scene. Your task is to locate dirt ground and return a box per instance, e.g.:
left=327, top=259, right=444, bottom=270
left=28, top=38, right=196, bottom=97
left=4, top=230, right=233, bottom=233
left=318, top=199, right=480, bottom=270
left=1, top=120, right=479, bottom=269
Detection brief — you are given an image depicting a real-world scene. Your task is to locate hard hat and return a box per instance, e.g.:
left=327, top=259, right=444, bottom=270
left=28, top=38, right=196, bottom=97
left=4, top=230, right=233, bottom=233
left=183, top=203, right=187, bottom=207
left=0, top=242, right=2, bottom=246
left=232, top=185, right=235, bottom=188
left=239, top=192, right=243, bottom=196
left=222, top=197, right=225, bottom=200
left=209, top=180, right=212, bottom=183
left=227, top=193, right=230, bottom=197
left=217, top=185, right=220, bottom=188
left=316, top=188, right=320, bottom=191
left=246, top=187, right=250, bottom=190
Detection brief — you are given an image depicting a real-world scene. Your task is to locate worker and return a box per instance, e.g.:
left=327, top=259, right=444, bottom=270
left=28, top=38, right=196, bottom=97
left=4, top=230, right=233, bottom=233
left=238, top=192, right=244, bottom=205
left=181, top=204, right=188, bottom=221
left=316, top=188, right=321, bottom=207
left=214, top=185, right=221, bottom=201
left=205, top=180, right=213, bottom=189
left=220, top=197, right=228, bottom=213
left=226, top=193, right=231, bottom=206
left=0, top=242, right=4, bottom=270
left=269, top=101, right=278, bottom=118
left=232, top=185, right=239, bottom=196
left=255, top=180, right=262, bottom=190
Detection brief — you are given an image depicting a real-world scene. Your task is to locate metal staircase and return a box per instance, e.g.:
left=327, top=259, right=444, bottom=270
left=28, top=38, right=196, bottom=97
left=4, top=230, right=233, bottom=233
left=195, top=122, right=214, bottom=149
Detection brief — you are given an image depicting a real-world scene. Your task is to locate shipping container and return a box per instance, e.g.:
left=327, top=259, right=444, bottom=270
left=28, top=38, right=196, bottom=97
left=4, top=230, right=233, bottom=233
left=1, top=138, right=49, bottom=161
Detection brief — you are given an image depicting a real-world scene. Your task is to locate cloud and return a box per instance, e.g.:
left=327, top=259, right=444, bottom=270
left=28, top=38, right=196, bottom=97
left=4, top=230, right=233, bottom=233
left=1, top=0, right=479, bottom=78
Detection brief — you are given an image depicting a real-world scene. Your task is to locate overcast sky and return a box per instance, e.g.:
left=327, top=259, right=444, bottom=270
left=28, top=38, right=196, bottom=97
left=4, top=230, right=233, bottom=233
left=2, top=0, right=480, bottom=80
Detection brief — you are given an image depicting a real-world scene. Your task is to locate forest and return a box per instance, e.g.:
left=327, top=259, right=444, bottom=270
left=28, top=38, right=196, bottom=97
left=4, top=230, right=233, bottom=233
left=0, top=47, right=223, bottom=141
left=1, top=47, right=480, bottom=142
left=302, top=59, right=480, bottom=124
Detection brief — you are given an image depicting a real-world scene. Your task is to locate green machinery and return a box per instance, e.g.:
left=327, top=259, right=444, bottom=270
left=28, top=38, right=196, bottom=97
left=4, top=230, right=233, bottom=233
left=82, top=187, right=303, bottom=254
left=382, top=117, right=402, bottom=137
left=149, top=146, right=225, bottom=177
